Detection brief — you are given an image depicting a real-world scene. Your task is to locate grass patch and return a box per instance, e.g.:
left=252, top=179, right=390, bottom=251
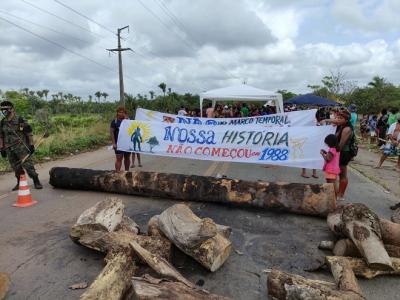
left=0, top=114, right=110, bottom=172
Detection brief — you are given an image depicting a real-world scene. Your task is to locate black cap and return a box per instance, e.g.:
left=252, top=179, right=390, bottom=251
left=0, top=101, right=14, bottom=108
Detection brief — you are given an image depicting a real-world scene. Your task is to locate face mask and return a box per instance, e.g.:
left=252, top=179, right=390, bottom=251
left=0, top=108, right=12, bottom=118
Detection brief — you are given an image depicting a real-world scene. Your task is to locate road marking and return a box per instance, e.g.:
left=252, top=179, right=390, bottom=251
left=0, top=193, right=10, bottom=200
left=204, top=161, right=219, bottom=177
left=219, top=162, right=231, bottom=176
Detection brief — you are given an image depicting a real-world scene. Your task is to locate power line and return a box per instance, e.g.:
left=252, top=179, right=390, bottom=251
left=136, top=0, right=195, bottom=51
left=20, top=0, right=103, bottom=38
left=0, top=10, right=89, bottom=44
left=53, top=0, right=116, bottom=36
left=0, top=15, right=151, bottom=90
left=150, top=0, right=239, bottom=79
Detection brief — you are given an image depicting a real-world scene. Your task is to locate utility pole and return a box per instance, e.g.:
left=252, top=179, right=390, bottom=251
left=107, top=26, right=131, bottom=107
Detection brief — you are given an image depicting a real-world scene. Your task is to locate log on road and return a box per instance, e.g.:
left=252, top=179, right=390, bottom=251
left=327, top=203, right=394, bottom=271
left=326, top=256, right=400, bottom=279
left=49, top=167, right=336, bottom=217
left=70, top=198, right=171, bottom=261
left=333, top=239, right=400, bottom=258
left=132, top=275, right=231, bottom=300
left=267, top=268, right=365, bottom=300
left=80, top=252, right=136, bottom=300
left=154, top=204, right=232, bottom=272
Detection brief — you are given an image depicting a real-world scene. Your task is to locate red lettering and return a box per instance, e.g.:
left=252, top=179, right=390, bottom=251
left=184, top=146, right=193, bottom=154
left=222, top=148, right=229, bottom=157
left=202, top=147, right=210, bottom=156
left=211, top=147, right=221, bottom=156
left=230, top=148, right=237, bottom=158
left=195, top=147, right=202, bottom=155
left=166, top=144, right=174, bottom=153
left=237, top=149, right=244, bottom=158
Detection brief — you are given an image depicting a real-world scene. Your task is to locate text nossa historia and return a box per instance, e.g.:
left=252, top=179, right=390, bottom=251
left=163, top=126, right=289, bottom=147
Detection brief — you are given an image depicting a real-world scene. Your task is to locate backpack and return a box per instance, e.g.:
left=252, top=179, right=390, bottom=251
left=348, top=132, right=358, bottom=157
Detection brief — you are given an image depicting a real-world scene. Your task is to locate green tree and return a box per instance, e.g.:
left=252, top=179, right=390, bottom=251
left=277, top=90, right=297, bottom=101
left=101, top=92, right=109, bottom=102
left=95, top=91, right=102, bottom=102
left=149, top=90, right=155, bottom=100
left=42, top=89, right=49, bottom=100
left=158, top=83, right=166, bottom=98
left=147, top=136, right=159, bottom=152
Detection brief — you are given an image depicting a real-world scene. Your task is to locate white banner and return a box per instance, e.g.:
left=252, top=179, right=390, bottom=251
left=117, top=120, right=335, bottom=169
left=135, top=108, right=317, bottom=127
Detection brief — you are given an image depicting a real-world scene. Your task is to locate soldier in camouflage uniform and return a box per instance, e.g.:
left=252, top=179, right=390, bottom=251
left=0, top=101, right=43, bottom=190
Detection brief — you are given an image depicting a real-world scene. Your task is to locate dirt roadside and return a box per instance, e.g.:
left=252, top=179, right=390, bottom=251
left=350, top=145, right=400, bottom=199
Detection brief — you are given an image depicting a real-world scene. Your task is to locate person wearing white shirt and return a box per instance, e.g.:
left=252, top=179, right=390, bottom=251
left=177, top=106, right=187, bottom=116
left=375, top=117, right=400, bottom=169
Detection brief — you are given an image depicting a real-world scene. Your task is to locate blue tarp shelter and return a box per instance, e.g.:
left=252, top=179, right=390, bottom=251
left=285, top=94, right=340, bottom=106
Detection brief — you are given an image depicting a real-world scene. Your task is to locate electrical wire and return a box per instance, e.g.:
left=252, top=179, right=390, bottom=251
left=0, top=10, right=89, bottom=44
left=53, top=0, right=116, bottom=36
left=0, top=15, right=151, bottom=90
left=20, top=0, right=103, bottom=38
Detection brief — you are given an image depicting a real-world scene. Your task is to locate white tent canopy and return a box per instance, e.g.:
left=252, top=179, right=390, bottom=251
left=200, top=84, right=283, bottom=116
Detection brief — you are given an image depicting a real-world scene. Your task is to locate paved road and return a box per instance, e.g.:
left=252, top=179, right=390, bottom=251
left=0, top=147, right=399, bottom=299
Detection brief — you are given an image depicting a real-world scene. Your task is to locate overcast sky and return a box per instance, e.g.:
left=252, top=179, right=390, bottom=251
left=0, top=0, right=399, bottom=100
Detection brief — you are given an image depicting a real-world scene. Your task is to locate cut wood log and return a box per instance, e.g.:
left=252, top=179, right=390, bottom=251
left=130, top=240, right=195, bottom=288
left=73, top=230, right=171, bottom=262
left=325, top=256, right=363, bottom=296
left=267, top=269, right=364, bottom=300
left=115, top=215, right=139, bottom=234
left=380, top=219, right=400, bottom=247
left=327, top=203, right=394, bottom=271
left=49, top=167, right=336, bottom=217
left=80, top=252, right=136, bottom=300
left=132, top=275, right=231, bottom=300
left=326, top=256, right=400, bottom=279
left=392, top=208, right=400, bottom=224
left=73, top=197, right=124, bottom=233
left=157, top=204, right=232, bottom=272
left=70, top=198, right=171, bottom=261
left=318, top=240, right=335, bottom=250
left=333, top=239, right=400, bottom=258
left=0, top=272, right=10, bottom=300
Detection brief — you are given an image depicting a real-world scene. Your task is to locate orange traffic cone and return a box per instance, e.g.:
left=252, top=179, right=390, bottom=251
left=12, top=174, right=38, bottom=208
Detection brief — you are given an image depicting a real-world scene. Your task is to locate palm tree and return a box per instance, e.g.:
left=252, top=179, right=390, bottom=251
left=167, top=87, right=172, bottom=95
left=36, top=90, right=44, bottom=99
left=21, top=88, right=29, bottom=95
left=42, top=89, right=49, bottom=100
left=158, top=83, right=166, bottom=99
left=95, top=91, right=102, bottom=102
left=368, top=76, right=388, bottom=101
left=101, top=92, right=109, bottom=102
left=149, top=90, right=155, bottom=100
left=88, top=95, right=93, bottom=102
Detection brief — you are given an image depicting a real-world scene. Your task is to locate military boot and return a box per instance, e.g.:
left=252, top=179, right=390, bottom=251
left=12, top=178, right=20, bottom=191
left=33, top=176, right=43, bottom=189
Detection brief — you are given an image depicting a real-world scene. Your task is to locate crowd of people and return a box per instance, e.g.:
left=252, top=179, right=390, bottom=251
left=177, top=102, right=278, bottom=118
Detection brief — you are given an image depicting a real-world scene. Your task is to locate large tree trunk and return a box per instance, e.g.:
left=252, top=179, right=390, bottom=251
left=326, top=256, right=400, bottom=279
left=131, top=275, right=231, bottom=300
left=49, top=167, right=336, bottom=217
left=333, top=239, right=400, bottom=258
left=80, top=252, right=136, bottom=300
left=154, top=204, right=232, bottom=272
left=327, top=204, right=393, bottom=271
left=380, top=219, right=400, bottom=247
left=267, top=269, right=365, bottom=300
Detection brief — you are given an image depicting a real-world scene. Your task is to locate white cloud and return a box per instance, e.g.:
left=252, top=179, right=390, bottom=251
left=0, top=0, right=398, bottom=100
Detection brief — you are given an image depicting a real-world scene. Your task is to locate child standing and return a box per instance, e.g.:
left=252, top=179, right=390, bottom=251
left=320, top=134, right=341, bottom=197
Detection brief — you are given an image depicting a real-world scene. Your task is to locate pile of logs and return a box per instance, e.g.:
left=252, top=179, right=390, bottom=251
left=70, top=198, right=232, bottom=299
left=267, top=203, right=400, bottom=299
left=49, top=167, right=336, bottom=217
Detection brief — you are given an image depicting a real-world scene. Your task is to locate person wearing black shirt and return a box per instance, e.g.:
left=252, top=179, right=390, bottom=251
left=110, top=107, right=130, bottom=171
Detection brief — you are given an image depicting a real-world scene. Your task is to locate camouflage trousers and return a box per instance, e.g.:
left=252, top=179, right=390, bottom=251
left=6, top=145, right=38, bottom=179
